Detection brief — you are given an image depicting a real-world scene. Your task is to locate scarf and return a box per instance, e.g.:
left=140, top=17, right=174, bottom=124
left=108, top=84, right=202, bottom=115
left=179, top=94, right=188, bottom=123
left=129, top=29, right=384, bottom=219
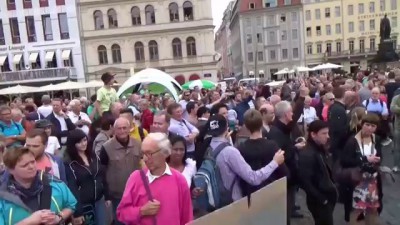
left=8, top=173, right=43, bottom=199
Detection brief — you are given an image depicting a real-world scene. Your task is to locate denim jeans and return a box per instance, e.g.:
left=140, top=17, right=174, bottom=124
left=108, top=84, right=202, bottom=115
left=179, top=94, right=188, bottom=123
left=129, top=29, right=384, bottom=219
left=95, top=197, right=107, bottom=225
left=111, top=197, right=124, bottom=225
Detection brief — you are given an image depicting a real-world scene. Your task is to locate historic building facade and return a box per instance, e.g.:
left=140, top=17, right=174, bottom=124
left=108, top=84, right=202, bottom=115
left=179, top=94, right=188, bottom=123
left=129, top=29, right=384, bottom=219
left=217, top=0, right=305, bottom=80
left=0, top=0, right=84, bottom=86
left=78, top=0, right=217, bottom=84
left=303, top=0, right=399, bottom=72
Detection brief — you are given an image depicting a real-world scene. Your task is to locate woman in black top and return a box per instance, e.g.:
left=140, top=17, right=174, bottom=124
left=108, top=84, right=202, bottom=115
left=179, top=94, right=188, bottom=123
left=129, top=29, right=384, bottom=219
left=65, top=129, right=108, bottom=225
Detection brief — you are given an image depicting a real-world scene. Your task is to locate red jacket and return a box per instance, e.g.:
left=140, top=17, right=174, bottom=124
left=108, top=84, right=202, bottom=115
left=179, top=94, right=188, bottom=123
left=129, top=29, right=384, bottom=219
left=141, top=109, right=153, bottom=131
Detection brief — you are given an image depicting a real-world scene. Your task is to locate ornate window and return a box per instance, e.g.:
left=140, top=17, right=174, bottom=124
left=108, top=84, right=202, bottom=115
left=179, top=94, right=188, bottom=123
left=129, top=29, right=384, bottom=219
left=183, top=1, right=193, bottom=21
left=111, top=44, right=121, bottom=63
left=186, top=37, right=196, bottom=56
left=131, top=7, right=141, bottom=25
left=107, top=9, right=118, bottom=28
left=149, top=40, right=159, bottom=61
left=169, top=3, right=179, bottom=22
left=135, top=42, right=145, bottom=62
left=172, top=38, right=182, bottom=58
left=93, top=10, right=104, bottom=30
left=145, top=5, right=156, bottom=24
left=97, top=45, right=108, bottom=64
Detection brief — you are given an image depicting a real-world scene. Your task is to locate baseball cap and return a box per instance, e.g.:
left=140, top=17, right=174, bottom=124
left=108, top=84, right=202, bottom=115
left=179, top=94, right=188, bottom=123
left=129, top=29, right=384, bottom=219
left=101, top=72, right=116, bottom=84
left=35, top=119, right=53, bottom=129
left=207, top=114, right=228, bottom=137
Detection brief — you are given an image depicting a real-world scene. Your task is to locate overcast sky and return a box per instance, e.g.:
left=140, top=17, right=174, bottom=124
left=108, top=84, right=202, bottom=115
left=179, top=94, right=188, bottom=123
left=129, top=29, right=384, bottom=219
left=212, top=0, right=232, bottom=32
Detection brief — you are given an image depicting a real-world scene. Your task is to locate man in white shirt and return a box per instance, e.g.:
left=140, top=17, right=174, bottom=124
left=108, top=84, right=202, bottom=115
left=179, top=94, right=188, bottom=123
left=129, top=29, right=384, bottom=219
left=67, top=99, right=92, bottom=136
left=37, top=95, right=53, bottom=117
left=298, top=96, right=318, bottom=126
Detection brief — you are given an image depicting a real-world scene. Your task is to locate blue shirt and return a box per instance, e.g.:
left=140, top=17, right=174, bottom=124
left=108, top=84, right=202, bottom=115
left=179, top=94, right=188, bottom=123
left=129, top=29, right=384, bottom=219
left=363, top=98, right=389, bottom=116
left=0, top=121, right=24, bottom=147
left=168, top=118, right=199, bottom=153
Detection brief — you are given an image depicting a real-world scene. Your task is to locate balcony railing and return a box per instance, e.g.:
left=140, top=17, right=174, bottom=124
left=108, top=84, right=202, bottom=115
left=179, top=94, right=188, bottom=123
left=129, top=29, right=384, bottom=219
left=325, top=48, right=377, bottom=58
left=0, top=67, right=76, bottom=84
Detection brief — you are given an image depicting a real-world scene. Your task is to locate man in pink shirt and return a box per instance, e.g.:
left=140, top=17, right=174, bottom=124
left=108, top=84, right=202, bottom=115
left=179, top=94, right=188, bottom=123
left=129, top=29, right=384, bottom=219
left=117, top=133, right=193, bottom=225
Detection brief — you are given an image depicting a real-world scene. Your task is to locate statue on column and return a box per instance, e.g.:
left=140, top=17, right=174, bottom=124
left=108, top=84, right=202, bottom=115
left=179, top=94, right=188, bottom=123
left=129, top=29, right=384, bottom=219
left=380, top=14, right=391, bottom=42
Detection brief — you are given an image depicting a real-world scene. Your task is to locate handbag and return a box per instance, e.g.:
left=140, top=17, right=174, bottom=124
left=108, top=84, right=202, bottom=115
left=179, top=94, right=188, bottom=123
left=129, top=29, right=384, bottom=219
left=140, top=170, right=157, bottom=225
left=333, top=160, right=362, bottom=185
left=81, top=204, right=96, bottom=225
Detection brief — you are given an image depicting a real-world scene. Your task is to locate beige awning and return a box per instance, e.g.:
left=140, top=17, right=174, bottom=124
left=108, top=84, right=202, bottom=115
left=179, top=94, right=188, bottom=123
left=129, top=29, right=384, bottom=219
left=13, top=54, right=22, bottom=64
left=45, top=51, right=55, bottom=62
left=0, top=55, right=7, bottom=66
left=61, top=50, right=71, bottom=60
left=29, top=52, right=39, bottom=63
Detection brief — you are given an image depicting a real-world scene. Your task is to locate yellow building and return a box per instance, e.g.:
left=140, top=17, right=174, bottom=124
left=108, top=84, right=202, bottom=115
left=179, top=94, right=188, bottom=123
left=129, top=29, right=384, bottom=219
left=303, top=0, right=399, bottom=73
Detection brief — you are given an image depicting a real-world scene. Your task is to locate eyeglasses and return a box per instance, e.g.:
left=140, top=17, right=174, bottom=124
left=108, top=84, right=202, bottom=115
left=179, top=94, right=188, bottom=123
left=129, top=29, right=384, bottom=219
left=143, top=149, right=161, bottom=158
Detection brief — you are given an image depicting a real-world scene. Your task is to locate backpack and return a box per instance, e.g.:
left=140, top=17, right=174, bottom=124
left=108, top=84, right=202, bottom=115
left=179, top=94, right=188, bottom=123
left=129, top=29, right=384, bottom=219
left=365, top=99, right=384, bottom=108
left=193, top=142, right=234, bottom=212
left=365, top=99, right=384, bottom=114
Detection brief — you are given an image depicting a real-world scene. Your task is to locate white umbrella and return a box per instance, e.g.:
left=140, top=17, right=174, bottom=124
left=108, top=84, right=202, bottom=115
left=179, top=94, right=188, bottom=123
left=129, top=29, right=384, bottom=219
left=37, top=84, right=55, bottom=92
left=0, top=85, right=38, bottom=95
left=266, top=80, right=286, bottom=87
left=296, top=66, right=314, bottom=72
left=81, top=80, right=104, bottom=88
left=312, top=63, right=343, bottom=70
left=288, top=69, right=295, bottom=74
left=274, top=68, right=290, bottom=75
left=51, top=81, right=86, bottom=91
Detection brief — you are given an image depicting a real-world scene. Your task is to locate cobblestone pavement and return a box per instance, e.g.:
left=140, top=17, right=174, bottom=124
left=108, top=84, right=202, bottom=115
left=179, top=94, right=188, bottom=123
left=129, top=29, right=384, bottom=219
left=292, top=144, right=400, bottom=225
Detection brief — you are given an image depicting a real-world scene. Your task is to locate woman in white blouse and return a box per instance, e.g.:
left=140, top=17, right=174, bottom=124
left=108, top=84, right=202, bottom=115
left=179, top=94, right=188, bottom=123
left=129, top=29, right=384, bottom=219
left=167, top=135, right=197, bottom=187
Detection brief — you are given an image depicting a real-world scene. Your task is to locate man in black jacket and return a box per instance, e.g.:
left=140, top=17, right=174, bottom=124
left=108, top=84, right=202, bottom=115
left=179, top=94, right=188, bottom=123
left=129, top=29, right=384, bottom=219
left=266, top=86, right=307, bottom=224
left=298, top=120, right=337, bottom=225
left=328, top=87, right=349, bottom=161
left=46, top=98, right=76, bottom=148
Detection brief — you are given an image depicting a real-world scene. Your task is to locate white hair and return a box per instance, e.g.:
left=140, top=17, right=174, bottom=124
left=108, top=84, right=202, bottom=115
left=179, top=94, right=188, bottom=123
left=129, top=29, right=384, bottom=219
left=146, top=132, right=171, bottom=156
left=80, top=96, right=88, bottom=102
left=274, top=100, right=292, bottom=119
left=69, top=99, right=80, bottom=107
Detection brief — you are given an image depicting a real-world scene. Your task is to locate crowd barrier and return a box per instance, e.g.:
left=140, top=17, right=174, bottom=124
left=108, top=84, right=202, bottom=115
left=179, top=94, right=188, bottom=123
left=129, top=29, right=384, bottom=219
left=190, top=177, right=287, bottom=225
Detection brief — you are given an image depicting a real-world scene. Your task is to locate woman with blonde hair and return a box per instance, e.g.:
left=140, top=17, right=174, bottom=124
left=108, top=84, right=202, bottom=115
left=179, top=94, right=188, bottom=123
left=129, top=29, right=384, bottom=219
left=349, top=107, right=367, bottom=133
left=321, top=92, right=335, bottom=121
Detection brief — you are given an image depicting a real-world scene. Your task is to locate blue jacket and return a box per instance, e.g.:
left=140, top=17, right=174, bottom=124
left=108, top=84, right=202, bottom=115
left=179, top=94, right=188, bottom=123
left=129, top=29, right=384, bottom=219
left=0, top=172, right=76, bottom=225
left=234, top=97, right=254, bottom=126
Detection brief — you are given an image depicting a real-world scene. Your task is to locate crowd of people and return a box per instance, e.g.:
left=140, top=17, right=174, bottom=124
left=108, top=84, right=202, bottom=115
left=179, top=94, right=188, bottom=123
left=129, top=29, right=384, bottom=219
left=0, top=68, right=399, bottom=225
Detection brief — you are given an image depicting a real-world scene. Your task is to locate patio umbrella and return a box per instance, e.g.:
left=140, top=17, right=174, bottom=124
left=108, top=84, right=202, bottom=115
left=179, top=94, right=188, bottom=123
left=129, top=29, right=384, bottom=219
left=274, top=68, right=290, bottom=75
left=0, top=85, right=38, bottom=95
left=266, top=80, right=286, bottom=87
left=312, top=63, right=342, bottom=70
left=81, top=80, right=104, bottom=88
left=182, top=80, right=217, bottom=90
left=296, top=66, right=314, bottom=72
left=52, top=81, right=86, bottom=91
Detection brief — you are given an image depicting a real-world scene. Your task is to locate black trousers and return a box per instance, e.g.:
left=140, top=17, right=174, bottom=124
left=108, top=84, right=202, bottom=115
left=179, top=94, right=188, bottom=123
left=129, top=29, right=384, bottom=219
left=306, top=199, right=335, bottom=225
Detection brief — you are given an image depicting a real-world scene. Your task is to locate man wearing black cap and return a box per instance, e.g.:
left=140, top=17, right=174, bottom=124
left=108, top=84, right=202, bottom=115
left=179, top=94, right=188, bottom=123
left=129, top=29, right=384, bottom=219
left=206, top=114, right=285, bottom=202
left=298, top=120, right=337, bottom=225
left=96, top=72, right=118, bottom=116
